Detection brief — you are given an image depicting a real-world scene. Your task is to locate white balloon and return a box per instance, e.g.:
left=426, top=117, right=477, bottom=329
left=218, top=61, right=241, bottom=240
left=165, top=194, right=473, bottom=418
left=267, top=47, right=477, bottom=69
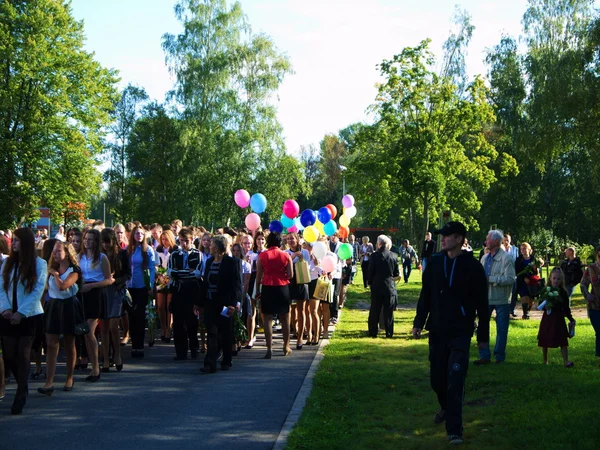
left=312, top=241, right=328, bottom=260
left=344, top=205, right=357, bottom=219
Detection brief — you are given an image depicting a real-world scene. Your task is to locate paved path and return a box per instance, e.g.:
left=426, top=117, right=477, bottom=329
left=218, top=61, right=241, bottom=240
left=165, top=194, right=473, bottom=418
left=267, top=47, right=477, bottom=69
left=0, top=330, right=322, bottom=450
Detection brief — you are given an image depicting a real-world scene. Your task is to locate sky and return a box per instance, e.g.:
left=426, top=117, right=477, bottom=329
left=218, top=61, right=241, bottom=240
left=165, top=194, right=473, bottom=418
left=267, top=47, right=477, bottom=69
left=70, top=0, right=531, bottom=155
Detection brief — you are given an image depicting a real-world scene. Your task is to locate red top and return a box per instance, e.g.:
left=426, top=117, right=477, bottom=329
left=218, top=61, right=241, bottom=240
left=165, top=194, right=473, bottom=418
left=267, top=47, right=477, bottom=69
left=259, top=247, right=291, bottom=286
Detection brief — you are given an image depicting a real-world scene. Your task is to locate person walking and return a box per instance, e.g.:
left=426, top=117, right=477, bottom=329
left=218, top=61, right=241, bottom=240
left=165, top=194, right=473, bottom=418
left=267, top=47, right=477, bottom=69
left=420, top=232, right=436, bottom=273
left=367, top=235, right=400, bottom=338
left=399, top=239, right=418, bottom=283
left=560, top=247, right=583, bottom=299
left=412, top=222, right=489, bottom=445
left=474, top=229, right=516, bottom=365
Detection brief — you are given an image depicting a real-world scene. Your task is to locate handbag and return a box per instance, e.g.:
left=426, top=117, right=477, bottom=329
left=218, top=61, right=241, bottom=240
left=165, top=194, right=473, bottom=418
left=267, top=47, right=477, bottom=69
left=527, top=278, right=546, bottom=298
left=72, top=298, right=90, bottom=336
left=295, top=256, right=311, bottom=284
left=314, top=276, right=332, bottom=302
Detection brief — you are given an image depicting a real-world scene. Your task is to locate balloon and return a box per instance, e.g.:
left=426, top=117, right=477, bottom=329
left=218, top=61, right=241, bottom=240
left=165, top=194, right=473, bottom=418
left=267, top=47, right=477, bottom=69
left=314, top=219, right=325, bottom=234
left=337, top=243, right=353, bottom=260
left=300, top=209, right=316, bottom=227
left=312, top=241, right=328, bottom=260
left=339, top=214, right=350, bottom=228
left=342, top=194, right=355, bottom=208
left=303, top=225, right=319, bottom=243
left=343, top=205, right=357, bottom=219
left=280, top=214, right=295, bottom=229
left=321, top=254, right=336, bottom=273
left=294, top=217, right=305, bottom=231
left=324, top=219, right=337, bottom=236
left=317, top=207, right=332, bottom=224
left=326, top=204, right=337, bottom=220
left=338, top=226, right=350, bottom=239
left=268, top=220, right=283, bottom=233
left=234, top=189, right=250, bottom=208
left=245, top=213, right=261, bottom=231
left=282, top=199, right=300, bottom=219
left=287, top=225, right=298, bottom=233
left=250, top=193, right=267, bottom=214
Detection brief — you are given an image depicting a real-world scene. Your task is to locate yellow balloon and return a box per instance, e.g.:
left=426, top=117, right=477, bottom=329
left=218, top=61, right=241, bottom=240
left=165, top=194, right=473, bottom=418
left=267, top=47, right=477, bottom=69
left=315, top=219, right=325, bottom=234
left=339, top=214, right=350, bottom=228
left=303, top=225, right=319, bottom=243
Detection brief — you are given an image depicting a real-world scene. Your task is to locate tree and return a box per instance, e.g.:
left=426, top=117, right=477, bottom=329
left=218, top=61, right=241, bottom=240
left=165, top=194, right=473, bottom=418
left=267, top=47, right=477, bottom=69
left=0, top=0, right=118, bottom=228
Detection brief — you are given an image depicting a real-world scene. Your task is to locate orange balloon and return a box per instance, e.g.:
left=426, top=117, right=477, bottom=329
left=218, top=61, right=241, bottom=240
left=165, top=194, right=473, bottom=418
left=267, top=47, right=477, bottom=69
left=326, top=204, right=337, bottom=220
left=338, top=226, right=350, bottom=239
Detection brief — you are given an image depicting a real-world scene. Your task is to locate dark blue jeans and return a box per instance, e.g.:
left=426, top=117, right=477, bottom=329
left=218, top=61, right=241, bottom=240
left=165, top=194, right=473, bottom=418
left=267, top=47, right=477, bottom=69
left=402, top=260, right=412, bottom=282
left=589, top=308, right=600, bottom=357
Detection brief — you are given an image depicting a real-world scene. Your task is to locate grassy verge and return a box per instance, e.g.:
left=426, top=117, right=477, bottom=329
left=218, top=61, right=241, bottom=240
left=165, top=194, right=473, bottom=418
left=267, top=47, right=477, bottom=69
left=287, top=268, right=599, bottom=449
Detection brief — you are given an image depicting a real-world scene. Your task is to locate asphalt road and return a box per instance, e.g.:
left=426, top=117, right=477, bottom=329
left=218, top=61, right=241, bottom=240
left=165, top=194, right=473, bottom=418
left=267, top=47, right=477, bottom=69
left=0, top=331, right=319, bottom=450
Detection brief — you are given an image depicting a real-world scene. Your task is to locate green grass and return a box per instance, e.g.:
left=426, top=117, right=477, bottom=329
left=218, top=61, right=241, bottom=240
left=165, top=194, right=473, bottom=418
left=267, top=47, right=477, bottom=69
left=287, top=267, right=600, bottom=449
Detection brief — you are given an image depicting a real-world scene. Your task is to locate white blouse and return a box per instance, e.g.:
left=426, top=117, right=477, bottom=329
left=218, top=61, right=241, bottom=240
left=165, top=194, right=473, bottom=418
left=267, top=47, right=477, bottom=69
left=48, top=266, right=79, bottom=299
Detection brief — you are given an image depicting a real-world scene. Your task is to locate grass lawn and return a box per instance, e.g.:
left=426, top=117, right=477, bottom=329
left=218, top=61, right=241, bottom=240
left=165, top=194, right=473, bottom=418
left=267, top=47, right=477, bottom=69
left=287, top=267, right=600, bottom=449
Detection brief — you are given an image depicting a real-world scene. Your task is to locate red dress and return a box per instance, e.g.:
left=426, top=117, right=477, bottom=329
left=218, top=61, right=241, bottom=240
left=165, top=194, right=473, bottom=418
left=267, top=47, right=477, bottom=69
left=537, top=290, right=573, bottom=348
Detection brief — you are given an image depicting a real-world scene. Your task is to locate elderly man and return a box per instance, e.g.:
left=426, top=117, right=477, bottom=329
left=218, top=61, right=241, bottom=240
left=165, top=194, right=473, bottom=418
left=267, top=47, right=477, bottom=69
left=367, top=235, right=400, bottom=337
left=474, top=229, right=516, bottom=365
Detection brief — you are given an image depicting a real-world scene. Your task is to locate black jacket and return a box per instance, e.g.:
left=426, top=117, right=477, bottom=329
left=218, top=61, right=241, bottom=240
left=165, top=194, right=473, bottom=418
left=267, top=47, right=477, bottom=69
left=560, top=257, right=583, bottom=287
left=368, top=249, right=400, bottom=296
left=202, top=255, right=242, bottom=313
left=414, top=250, right=489, bottom=342
left=421, top=239, right=436, bottom=259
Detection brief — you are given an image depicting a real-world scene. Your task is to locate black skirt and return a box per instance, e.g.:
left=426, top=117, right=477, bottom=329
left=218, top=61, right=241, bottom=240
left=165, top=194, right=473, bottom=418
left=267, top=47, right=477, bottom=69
left=260, top=285, right=291, bottom=315
left=81, top=285, right=106, bottom=320
left=308, top=279, right=318, bottom=299
left=45, top=296, right=82, bottom=335
left=0, top=313, right=43, bottom=337
left=103, top=285, right=124, bottom=319
left=288, top=277, right=309, bottom=301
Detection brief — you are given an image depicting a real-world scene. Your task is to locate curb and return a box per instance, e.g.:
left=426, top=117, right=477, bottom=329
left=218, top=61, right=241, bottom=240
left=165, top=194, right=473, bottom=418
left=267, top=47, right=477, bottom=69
left=272, top=312, right=340, bottom=450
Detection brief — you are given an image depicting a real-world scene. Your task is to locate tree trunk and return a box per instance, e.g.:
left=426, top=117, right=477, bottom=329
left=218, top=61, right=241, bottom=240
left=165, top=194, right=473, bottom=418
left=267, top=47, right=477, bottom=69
left=422, top=194, right=430, bottom=242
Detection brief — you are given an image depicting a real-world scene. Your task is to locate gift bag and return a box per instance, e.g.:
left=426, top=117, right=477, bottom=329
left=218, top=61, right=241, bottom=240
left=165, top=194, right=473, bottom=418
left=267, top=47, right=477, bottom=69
left=295, top=257, right=311, bottom=284
left=314, top=276, right=332, bottom=301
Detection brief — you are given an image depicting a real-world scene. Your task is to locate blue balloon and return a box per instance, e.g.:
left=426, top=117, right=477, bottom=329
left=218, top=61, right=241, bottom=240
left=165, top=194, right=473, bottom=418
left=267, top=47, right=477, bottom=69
left=300, top=209, right=316, bottom=227
left=318, top=206, right=332, bottom=224
left=295, top=217, right=305, bottom=231
left=280, top=214, right=295, bottom=228
left=250, top=193, right=267, bottom=214
left=268, top=220, right=284, bottom=233
left=324, top=220, right=337, bottom=236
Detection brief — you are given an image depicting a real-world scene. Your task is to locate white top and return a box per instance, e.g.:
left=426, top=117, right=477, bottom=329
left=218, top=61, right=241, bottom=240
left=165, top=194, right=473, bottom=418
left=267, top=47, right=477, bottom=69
left=0, top=257, right=47, bottom=317
left=54, top=232, right=66, bottom=242
left=157, top=248, right=170, bottom=269
left=80, top=253, right=106, bottom=283
left=285, top=248, right=310, bottom=264
left=307, top=253, right=321, bottom=280
left=241, top=259, right=251, bottom=275
left=48, top=266, right=80, bottom=299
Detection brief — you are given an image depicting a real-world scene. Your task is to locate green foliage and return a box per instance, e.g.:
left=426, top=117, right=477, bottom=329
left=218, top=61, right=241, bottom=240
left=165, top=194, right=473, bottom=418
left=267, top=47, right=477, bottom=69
left=0, top=0, right=118, bottom=228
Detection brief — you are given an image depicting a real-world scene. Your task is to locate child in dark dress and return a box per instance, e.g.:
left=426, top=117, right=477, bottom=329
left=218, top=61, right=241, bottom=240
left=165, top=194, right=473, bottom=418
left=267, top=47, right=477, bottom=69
left=537, top=267, right=576, bottom=367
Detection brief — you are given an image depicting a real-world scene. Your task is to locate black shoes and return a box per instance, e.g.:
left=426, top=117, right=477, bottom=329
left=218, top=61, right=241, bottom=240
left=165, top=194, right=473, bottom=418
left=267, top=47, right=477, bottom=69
left=131, top=350, right=144, bottom=358
left=101, top=367, right=110, bottom=373
left=11, top=395, right=26, bottom=415
left=200, top=367, right=217, bottom=375
left=37, top=386, right=54, bottom=396
left=63, top=380, right=75, bottom=391
left=173, top=356, right=187, bottom=361
left=85, top=374, right=101, bottom=382
left=221, top=363, right=232, bottom=371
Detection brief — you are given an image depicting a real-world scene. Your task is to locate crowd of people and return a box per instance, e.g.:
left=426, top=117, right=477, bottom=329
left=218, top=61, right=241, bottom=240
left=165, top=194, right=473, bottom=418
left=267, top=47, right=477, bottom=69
left=0, top=219, right=368, bottom=415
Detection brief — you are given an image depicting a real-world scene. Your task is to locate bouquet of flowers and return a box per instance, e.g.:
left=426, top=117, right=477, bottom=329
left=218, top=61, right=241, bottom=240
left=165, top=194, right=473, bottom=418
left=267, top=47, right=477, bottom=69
left=144, top=269, right=158, bottom=347
left=156, top=267, right=170, bottom=291
left=233, top=313, right=248, bottom=343
left=516, top=263, right=541, bottom=285
left=537, top=286, right=561, bottom=315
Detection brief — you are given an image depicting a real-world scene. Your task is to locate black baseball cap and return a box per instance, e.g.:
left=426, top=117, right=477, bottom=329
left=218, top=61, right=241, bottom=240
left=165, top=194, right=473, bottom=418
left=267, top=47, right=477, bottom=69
left=434, top=221, right=467, bottom=237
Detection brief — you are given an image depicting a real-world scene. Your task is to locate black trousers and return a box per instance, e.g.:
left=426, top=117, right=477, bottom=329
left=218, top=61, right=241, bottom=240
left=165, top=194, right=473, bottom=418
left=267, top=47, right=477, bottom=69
left=368, top=292, right=395, bottom=337
left=428, top=333, right=471, bottom=436
left=171, top=283, right=199, bottom=358
left=128, top=287, right=148, bottom=351
left=204, top=312, right=233, bottom=370
left=330, top=278, right=341, bottom=319
left=361, top=260, right=370, bottom=288
left=2, top=335, right=34, bottom=405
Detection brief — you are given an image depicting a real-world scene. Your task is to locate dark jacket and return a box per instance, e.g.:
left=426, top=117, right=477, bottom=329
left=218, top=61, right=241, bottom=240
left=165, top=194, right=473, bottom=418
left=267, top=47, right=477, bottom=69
left=414, top=250, right=489, bottom=342
left=560, top=257, right=583, bottom=287
left=421, top=239, right=436, bottom=259
left=168, top=248, right=203, bottom=286
left=368, top=248, right=400, bottom=296
left=202, top=255, right=242, bottom=313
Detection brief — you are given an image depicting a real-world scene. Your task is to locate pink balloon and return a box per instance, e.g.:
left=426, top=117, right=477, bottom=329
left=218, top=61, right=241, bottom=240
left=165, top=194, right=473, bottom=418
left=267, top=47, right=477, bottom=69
left=287, top=225, right=298, bottom=233
left=282, top=199, right=300, bottom=219
left=342, top=194, right=355, bottom=208
left=245, top=213, right=261, bottom=231
left=235, top=189, right=251, bottom=208
left=321, top=254, right=336, bottom=273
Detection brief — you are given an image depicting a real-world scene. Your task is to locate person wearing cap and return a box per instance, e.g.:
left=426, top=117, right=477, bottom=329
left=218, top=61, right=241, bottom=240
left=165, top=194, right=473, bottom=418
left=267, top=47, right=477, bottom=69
left=474, top=229, right=516, bottom=365
left=412, top=221, right=489, bottom=446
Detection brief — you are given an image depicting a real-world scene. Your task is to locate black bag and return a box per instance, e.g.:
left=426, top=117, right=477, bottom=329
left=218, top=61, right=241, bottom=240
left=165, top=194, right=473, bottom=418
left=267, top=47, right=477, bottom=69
left=72, top=298, right=90, bottom=336
left=527, top=278, right=546, bottom=298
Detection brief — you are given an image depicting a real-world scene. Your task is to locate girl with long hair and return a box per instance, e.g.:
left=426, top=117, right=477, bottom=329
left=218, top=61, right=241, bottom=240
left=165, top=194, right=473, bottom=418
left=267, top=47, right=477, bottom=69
left=100, top=228, right=130, bottom=372
left=0, top=228, right=47, bottom=414
left=285, top=233, right=310, bottom=349
left=37, top=241, right=82, bottom=395
left=80, top=229, right=114, bottom=382
left=245, top=232, right=266, bottom=348
left=127, top=226, right=155, bottom=357
left=157, top=230, right=178, bottom=342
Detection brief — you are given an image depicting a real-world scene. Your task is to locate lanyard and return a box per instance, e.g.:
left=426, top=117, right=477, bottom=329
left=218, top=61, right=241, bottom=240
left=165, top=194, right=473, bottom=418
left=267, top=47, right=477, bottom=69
left=444, top=255, right=457, bottom=288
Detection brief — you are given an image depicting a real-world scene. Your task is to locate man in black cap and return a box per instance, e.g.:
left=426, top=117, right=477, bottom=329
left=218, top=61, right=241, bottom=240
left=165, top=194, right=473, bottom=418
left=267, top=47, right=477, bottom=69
left=412, top=221, right=489, bottom=445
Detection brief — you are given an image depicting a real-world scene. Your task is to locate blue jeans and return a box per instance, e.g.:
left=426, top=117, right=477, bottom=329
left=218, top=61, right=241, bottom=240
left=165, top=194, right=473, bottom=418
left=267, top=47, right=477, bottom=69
left=479, top=304, right=511, bottom=362
left=402, top=260, right=412, bottom=282
left=589, top=308, right=600, bottom=357
left=565, top=284, right=575, bottom=298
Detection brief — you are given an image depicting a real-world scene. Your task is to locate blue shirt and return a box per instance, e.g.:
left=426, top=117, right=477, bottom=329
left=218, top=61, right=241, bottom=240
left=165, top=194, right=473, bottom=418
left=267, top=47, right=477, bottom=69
left=127, top=246, right=156, bottom=289
left=484, top=251, right=497, bottom=278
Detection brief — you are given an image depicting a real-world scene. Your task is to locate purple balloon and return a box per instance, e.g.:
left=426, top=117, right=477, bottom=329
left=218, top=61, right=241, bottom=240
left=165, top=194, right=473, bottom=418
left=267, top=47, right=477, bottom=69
left=342, top=194, right=355, bottom=208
